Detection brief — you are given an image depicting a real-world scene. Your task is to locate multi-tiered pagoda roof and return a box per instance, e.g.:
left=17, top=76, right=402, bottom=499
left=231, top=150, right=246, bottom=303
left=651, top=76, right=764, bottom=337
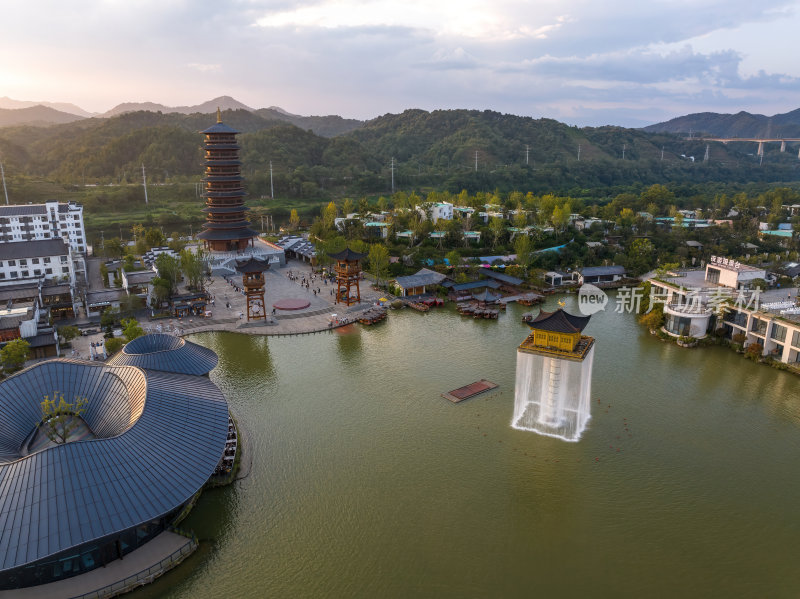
left=197, top=111, right=258, bottom=251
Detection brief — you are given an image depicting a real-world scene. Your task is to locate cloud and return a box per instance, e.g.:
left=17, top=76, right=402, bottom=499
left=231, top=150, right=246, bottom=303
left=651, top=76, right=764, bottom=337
left=2, top=0, right=800, bottom=125
left=187, top=63, right=222, bottom=72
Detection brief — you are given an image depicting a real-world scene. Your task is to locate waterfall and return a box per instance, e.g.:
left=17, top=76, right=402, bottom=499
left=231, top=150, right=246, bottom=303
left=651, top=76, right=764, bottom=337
left=512, top=348, right=594, bottom=442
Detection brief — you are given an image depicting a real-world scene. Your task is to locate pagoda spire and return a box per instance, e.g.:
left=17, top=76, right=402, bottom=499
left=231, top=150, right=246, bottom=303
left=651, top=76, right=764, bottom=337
left=216, top=106, right=222, bottom=123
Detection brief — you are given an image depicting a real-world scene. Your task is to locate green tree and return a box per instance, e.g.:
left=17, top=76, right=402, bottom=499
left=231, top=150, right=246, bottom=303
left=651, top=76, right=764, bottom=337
left=105, top=237, right=125, bottom=260
left=99, top=263, right=109, bottom=287
left=289, top=209, right=300, bottom=230
left=0, top=338, right=30, bottom=371
left=58, top=325, right=80, bottom=344
left=180, top=248, right=207, bottom=291
left=489, top=217, right=506, bottom=249
left=368, top=244, right=390, bottom=286
left=144, top=227, right=166, bottom=249
left=514, top=234, right=533, bottom=269
left=105, top=337, right=125, bottom=355
left=445, top=249, right=461, bottom=269
left=168, top=232, right=187, bottom=252
left=342, top=198, right=355, bottom=216
left=39, top=392, right=88, bottom=444
left=121, top=318, right=145, bottom=342
left=154, top=253, right=180, bottom=297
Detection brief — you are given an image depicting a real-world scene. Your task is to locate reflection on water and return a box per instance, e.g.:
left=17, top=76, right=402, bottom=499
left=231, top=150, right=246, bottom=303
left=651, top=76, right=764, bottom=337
left=146, top=299, right=800, bottom=599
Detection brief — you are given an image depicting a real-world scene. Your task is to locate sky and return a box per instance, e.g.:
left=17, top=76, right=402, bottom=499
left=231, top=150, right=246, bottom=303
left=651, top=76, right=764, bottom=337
left=3, top=0, right=800, bottom=127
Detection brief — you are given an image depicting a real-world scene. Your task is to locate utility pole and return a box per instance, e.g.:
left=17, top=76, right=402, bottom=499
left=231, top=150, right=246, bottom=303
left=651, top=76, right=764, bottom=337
left=261, top=214, right=265, bottom=232
left=0, top=161, right=8, bottom=205
left=391, top=157, right=395, bottom=193
left=100, top=230, right=104, bottom=249
left=525, top=145, right=530, bottom=165
left=577, top=145, right=581, bottom=162
left=269, top=161, right=274, bottom=199
left=142, top=164, right=148, bottom=204
left=622, top=144, right=626, bottom=160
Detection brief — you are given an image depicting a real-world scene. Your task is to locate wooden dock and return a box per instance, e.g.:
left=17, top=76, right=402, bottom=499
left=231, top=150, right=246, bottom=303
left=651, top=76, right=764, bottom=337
left=441, top=379, right=499, bottom=403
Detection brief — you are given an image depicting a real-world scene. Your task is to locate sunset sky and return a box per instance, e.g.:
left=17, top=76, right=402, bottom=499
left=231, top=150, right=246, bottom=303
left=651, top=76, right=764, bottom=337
left=3, top=0, right=800, bottom=126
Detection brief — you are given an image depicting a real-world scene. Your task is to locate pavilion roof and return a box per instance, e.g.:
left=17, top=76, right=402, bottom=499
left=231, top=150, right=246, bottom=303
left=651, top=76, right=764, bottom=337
left=235, top=257, right=271, bottom=273
left=329, top=247, right=366, bottom=261
left=527, top=308, right=590, bottom=333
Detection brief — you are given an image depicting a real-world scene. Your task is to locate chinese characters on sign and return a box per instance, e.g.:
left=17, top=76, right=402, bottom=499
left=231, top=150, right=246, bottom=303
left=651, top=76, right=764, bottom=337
left=709, top=255, right=741, bottom=270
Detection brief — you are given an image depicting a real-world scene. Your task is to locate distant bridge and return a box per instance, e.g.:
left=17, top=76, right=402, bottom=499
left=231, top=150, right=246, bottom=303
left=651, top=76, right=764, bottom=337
left=694, top=137, right=800, bottom=156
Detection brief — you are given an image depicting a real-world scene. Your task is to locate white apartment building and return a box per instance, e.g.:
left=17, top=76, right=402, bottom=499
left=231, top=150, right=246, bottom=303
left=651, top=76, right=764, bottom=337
left=0, top=201, right=86, bottom=253
left=0, top=239, right=76, bottom=286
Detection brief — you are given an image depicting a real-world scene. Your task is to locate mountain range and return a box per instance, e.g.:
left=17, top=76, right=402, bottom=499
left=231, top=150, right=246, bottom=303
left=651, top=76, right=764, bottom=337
left=0, top=95, right=362, bottom=137
left=642, top=108, right=800, bottom=139
left=4, top=94, right=800, bottom=140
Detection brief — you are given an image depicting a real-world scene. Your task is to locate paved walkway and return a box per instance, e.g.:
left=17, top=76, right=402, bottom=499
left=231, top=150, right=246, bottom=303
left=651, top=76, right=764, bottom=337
left=0, top=531, right=192, bottom=599
left=68, top=260, right=389, bottom=357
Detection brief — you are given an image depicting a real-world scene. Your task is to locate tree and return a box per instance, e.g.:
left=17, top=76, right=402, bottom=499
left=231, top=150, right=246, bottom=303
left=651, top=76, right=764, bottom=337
left=181, top=248, right=207, bottom=291
left=105, top=337, right=125, bottom=355
left=489, top=217, right=506, bottom=249
left=514, top=234, right=533, bottom=269
left=39, top=392, right=88, bottom=444
left=0, top=339, right=29, bottom=371
left=59, top=325, right=80, bottom=344
left=639, top=307, right=664, bottom=332
left=342, top=198, right=355, bottom=216
left=168, top=232, right=187, bottom=252
left=445, top=249, right=461, bottom=269
left=105, top=237, right=125, bottom=259
left=368, top=244, right=390, bottom=286
left=99, top=263, right=109, bottom=287
left=144, top=227, right=166, bottom=249
left=322, top=201, right=338, bottom=230
left=121, top=318, right=145, bottom=342
left=513, top=209, right=528, bottom=230
left=289, top=209, right=300, bottom=230
left=154, top=253, right=180, bottom=297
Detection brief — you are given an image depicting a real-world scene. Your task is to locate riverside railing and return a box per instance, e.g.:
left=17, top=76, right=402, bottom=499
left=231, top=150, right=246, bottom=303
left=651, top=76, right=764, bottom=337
left=68, top=532, right=198, bottom=599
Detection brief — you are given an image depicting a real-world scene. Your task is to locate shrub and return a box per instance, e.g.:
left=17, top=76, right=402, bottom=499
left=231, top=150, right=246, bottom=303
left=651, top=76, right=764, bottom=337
left=105, top=337, right=125, bottom=355
left=745, top=342, right=763, bottom=361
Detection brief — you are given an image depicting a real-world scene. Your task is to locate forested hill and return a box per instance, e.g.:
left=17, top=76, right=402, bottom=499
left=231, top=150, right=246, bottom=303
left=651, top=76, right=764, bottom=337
left=643, top=108, right=800, bottom=138
left=0, top=107, right=798, bottom=199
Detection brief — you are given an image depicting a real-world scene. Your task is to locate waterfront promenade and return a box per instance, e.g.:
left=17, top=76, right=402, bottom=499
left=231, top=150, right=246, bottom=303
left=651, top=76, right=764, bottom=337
left=0, top=531, right=194, bottom=599
left=70, top=261, right=387, bottom=357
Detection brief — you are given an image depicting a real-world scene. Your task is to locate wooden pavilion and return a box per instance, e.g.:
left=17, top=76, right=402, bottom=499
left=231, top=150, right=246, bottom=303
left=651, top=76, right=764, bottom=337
left=330, top=247, right=366, bottom=306
left=235, top=257, right=271, bottom=321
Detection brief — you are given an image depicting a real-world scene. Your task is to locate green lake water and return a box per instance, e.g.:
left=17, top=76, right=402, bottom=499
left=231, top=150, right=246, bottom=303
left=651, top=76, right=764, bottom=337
left=135, top=294, right=800, bottom=598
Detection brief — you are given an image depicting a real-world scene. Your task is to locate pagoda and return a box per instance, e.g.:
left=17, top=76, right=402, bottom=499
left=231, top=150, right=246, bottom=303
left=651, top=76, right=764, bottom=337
left=197, top=109, right=259, bottom=252
left=330, top=247, right=366, bottom=306
left=235, top=257, right=270, bottom=321
left=512, top=307, right=595, bottom=442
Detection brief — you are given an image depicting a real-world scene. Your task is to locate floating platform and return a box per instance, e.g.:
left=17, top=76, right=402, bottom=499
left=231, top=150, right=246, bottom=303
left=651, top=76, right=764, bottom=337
left=441, top=379, right=498, bottom=403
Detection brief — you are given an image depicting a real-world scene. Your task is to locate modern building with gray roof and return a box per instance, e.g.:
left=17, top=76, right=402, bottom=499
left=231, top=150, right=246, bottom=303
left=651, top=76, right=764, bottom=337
left=0, top=335, right=228, bottom=590
left=107, top=333, right=219, bottom=376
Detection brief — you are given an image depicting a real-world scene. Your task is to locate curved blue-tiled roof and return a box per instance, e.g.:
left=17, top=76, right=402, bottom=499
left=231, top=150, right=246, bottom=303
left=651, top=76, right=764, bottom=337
left=107, top=333, right=219, bottom=376
left=0, top=359, right=229, bottom=574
